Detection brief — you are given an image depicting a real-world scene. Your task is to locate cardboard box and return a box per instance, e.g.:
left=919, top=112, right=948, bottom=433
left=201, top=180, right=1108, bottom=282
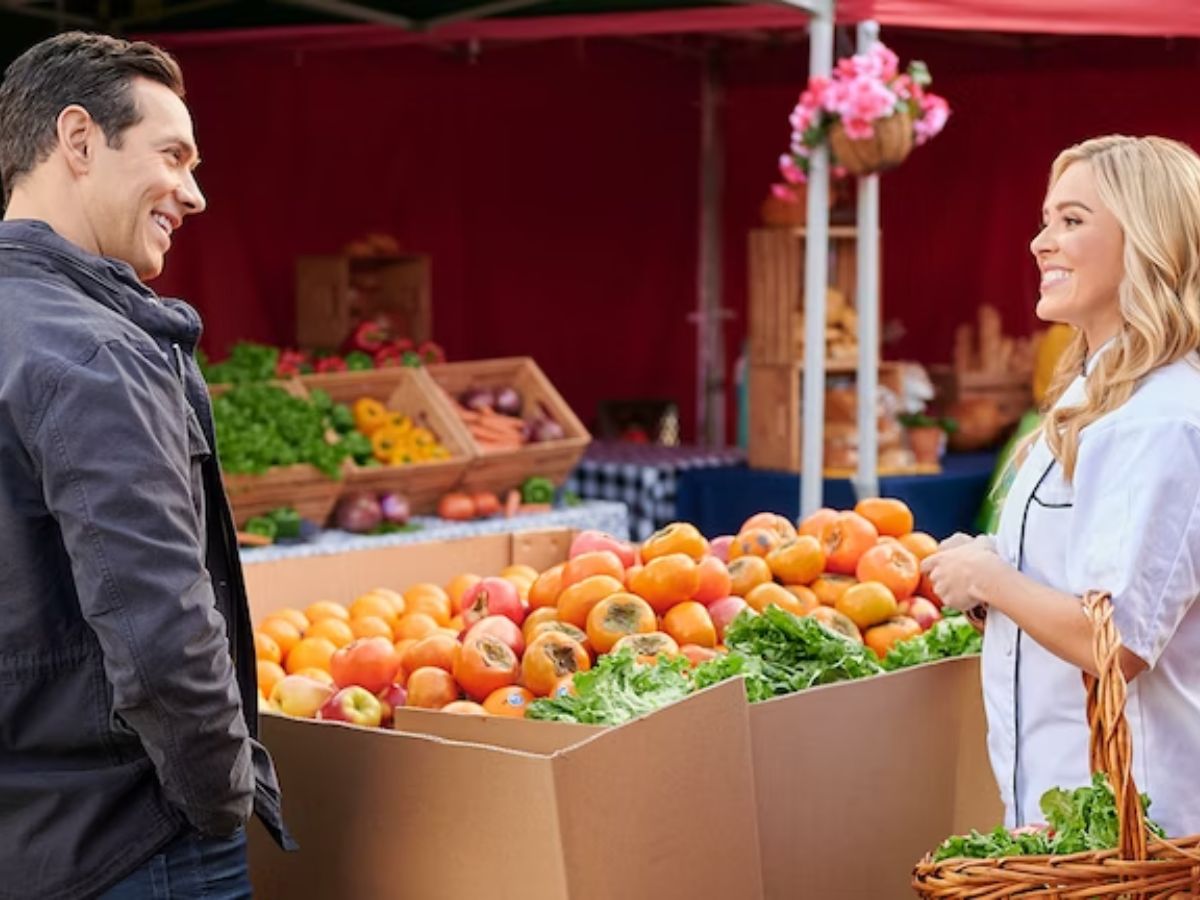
left=747, top=656, right=1002, bottom=899
left=250, top=678, right=763, bottom=899
left=244, top=533, right=765, bottom=899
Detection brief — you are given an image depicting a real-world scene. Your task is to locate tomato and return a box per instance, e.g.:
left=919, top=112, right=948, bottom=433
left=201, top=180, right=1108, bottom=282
left=627, top=554, right=701, bottom=615
left=437, top=492, right=476, bottom=521
left=692, top=556, right=733, bottom=606
left=556, top=574, right=624, bottom=629
left=473, top=492, right=502, bottom=517
left=528, top=564, right=566, bottom=610
left=405, top=667, right=459, bottom=709
left=560, top=550, right=626, bottom=591
left=586, top=593, right=656, bottom=655
left=453, top=634, right=520, bottom=702
left=662, top=601, right=717, bottom=648
left=521, top=632, right=590, bottom=696
left=482, top=685, right=536, bottom=718
left=640, top=522, right=709, bottom=563
left=612, top=632, right=679, bottom=665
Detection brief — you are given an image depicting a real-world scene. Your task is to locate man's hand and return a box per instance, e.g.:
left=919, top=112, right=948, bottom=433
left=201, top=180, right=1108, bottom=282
left=921, top=536, right=1007, bottom=612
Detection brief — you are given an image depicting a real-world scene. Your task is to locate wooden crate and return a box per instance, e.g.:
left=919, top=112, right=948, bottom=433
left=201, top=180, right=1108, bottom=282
left=748, top=226, right=880, bottom=365
left=296, top=254, right=431, bottom=351
left=747, top=361, right=915, bottom=473
left=929, top=365, right=1033, bottom=451
left=425, top=357, right=591, bottom=497
left=209, top=380, right=346, bottom=527
left=300, top=368, right=474, bottom=514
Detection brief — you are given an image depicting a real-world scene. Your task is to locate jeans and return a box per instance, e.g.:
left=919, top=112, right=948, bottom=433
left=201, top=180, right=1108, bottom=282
left=97, top=827, right=252, bottom=899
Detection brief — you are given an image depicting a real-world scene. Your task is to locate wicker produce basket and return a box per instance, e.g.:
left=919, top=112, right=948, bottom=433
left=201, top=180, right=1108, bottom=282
left=912, top=592, right=1200, bottom=898
left=829, top=109, right=914, bottom=176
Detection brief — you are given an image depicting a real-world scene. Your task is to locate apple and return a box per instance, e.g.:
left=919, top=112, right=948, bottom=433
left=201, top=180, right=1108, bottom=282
left=461, top=576, right=525, bottom=629
left=330, top=636, right=401, bottom=694
left=465, top=615, right=525, bottom=657
left=708, top=596, right=754, bottom=642
left=377, top=683, right=408, bottom=727
left=898, top=596, right=942, bottom=631
left=269, top=675, right=335, bottom=719
left=708, top=535, right=735, bottom=563
left=319, top=686, right=384, bottom=728
left=569, top=530, right=637, bottom=569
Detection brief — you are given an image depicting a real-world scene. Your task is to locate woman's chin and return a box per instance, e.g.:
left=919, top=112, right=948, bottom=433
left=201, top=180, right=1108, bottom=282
left=1035, top=296, right=1071, bottom=325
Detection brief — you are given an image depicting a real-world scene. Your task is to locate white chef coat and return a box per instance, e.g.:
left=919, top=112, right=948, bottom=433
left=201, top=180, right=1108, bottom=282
left=986, top=349, right=1200, bottom=838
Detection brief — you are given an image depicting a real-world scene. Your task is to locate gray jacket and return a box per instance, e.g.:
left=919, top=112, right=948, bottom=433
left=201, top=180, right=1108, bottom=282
left=0, top=220, right=292, bottom=899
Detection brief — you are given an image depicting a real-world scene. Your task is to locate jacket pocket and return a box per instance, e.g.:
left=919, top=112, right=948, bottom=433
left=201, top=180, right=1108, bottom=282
left=185, top=406, right=210, bottom=530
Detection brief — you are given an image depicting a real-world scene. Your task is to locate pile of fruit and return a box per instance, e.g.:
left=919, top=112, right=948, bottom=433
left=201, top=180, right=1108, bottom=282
left=444, top=385, right=567, bottom=452
left=349, top=397, right=451, bottom=466
left=200, top=337, right=446, bottom=384
left=255, top=498, right=980, bottom=727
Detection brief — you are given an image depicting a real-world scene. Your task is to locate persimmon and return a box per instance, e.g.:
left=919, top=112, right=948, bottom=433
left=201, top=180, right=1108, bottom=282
left=528, top=621, right=592, bottom=658
left=835, top=581, right=899, bottom=630
left=482, top=685, right=536, bottom=718
left=258, top=617, right=301, bottom=661
left=402, top=585, right=452, bottom=627
left=266, top=607, right=310, bottom=634
left=349, top=615, right=395, bottom=642
left=679, top=644, right=721, bottom=667
left=898, top=531, right=939, bottom=562
left=405, top=667, right=459, bottom=709
left=365, top=588, right=406, bottom=617
left=739, top=512, right=798, bottom=541
left=819, top=512, right=879, bottom=575
left=797, top=507, right=838, bottom=539
left=522, top=632, right=590, bottom=696
left=561, top=550, right=626, bottom=591
left=528, top=563, right=566, bottom=610
left=349, top=592, right=400, bottom=627
left=284, top=636, right=338, bottom=675
left=807, top=606, right=863, bottom=642
left=441, top=700, right=487, bottom=716
left=500, top=564, right=540, bottom=584
left=811, top=574, right=857, bottom=607
left=256, top=659, right=286, bottom=697
left=612, top=632, right=679, bottom=664
left=766, top=535, right=826, bottom=585
left=727, top=555, right=773, bottom=598
left=306, top=616, right=355, bottom=648
left=744, top=583, right=813, bottom=620
left=402, top=632, right=461, bottom=674
left=728, top=528, right=782, bottom=561
left=641, top=522, right=709, bottom=563
left=854, top=498, right=915, bottom=538
left=692, top=556, right=733, bottom=605
left=662, top=601, right=717, bottom=649
left=304, top=600, right=350, bottom=625
left=627, top=554, right=702, bottom=615
left=783, top=585, right=821, bottom=617
left=549, top=675, right=577, bottom=699
left=587, top=593, right=656, bottom=655
left=556, top=574, right=624, bottom=629
left=254, top=631, right=282, bottom=665
left=393, top=612, right=441, bottom=642
left=855, top=542, right=920, bottom=601
left=521, top=607, right=559, bottom=642
left=864, top=616, right=922, bottom=659
left=444, top=574, right=482, bottom=614
left=453, top=635, right=520, bottom=702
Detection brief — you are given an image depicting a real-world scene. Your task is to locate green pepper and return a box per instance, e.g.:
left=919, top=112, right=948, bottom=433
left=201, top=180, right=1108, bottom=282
left=266, top=506, right=302, bottom=540
left=244, top=516, right=278, bottom=539
left=401, top=350, right=423, bottom=368
left=344, top=351, right=375, bottom=372
left=520, top=476, right=555, bottom=505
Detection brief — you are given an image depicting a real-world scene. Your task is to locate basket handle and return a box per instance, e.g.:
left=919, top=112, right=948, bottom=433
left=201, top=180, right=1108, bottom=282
left=1081, top=590, right=1147, bottom=862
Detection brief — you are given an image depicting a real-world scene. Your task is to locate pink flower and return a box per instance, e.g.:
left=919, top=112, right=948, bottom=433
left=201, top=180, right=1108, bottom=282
left=914, top=93, right=950, bottom=145
left=771, top=182, right=802, bottom=202
left=779, top=154, right=807, bottom=184
left=841, top=116, right=876, bottom=140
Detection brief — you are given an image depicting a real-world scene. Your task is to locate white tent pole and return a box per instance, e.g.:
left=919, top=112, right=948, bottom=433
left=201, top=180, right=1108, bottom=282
left=853, top=19, right=881, bottom=502
left=695, top=48, right=725, bottom=448
left=800, top=6, right=834, bottom=517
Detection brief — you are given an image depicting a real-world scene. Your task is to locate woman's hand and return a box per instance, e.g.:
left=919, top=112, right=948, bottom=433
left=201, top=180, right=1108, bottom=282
left=920, top=536, right=1008, bottom=612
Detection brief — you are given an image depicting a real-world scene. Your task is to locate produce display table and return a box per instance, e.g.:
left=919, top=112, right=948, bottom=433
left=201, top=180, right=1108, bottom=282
left=676, top=451, right=999, bottom=539
left=564, top=441, right=747, bottom=540
left=238, top=500, right=630, bottom=563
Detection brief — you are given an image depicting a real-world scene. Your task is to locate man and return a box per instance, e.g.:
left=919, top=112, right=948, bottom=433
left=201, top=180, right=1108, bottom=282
left=0, top=32, right=291, bottom=898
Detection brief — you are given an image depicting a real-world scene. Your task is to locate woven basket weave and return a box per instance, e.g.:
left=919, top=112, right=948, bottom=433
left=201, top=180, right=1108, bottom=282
left=912, top=592, right=1200, bottom=898
left=828, top=109, right=914, bottom=176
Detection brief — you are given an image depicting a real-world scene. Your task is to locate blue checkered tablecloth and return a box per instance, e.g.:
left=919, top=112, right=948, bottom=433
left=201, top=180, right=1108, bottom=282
left=565, top=442, right=746, bottom=541
left=239, top=500, right=630, bottom=564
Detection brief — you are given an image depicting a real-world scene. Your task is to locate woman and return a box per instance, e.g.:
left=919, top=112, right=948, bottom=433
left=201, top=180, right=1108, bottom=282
left=922, top=135, right=1200, bottom=838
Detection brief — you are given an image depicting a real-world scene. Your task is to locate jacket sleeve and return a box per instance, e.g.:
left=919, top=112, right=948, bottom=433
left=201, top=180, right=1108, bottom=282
left=31, top=340, right=254, bottom=836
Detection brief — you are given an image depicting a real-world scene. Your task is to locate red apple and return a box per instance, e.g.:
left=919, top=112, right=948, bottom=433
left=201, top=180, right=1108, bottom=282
left=899, top=596, right=942, bottom=632
left=465, top=615, right=525, bottom=658
left=708, top=535, right=735, bottom=563
left=377, top=683, right=408, bottom=727
left=330, top=636, right=401, bottom=694
left=319, top=685, right=384, bottom=728
left=708, top=596, right=754, bottom=642
left=569, top=530, right=637, bottom=569
left=461, top=576, right=525, bottom=629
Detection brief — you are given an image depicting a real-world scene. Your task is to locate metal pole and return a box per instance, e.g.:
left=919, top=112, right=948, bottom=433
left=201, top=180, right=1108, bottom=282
left=800, top=8, right=834, bottom=516
left=853, top=20, right=881, bottom=501
left=695, top=48, right=725, bottom=447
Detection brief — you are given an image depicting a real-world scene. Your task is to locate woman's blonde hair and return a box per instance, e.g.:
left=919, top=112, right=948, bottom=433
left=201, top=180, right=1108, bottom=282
left=1037, top=135, right=1200, bottom=481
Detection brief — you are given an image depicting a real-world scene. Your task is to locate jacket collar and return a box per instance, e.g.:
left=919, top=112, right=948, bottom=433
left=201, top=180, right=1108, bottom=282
left=0, top=218, right=203, bottom=353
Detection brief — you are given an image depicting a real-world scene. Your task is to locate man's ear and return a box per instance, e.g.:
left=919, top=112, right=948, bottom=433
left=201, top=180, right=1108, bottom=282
left=56, top=105, right=95, bottom=177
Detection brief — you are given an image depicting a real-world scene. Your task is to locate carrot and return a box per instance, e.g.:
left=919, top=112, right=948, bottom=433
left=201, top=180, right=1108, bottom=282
left=504, top=489, right=522, bottom=518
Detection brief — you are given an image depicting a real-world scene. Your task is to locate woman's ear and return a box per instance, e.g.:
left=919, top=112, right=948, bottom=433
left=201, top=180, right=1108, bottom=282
left=56, top=104, right=95, bottom=176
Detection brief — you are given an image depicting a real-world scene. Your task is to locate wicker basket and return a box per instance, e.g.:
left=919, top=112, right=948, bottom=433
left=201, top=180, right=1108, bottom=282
left=829, top=109, right=914, bottom=176
left=912, top=592, right=1200, bottom=898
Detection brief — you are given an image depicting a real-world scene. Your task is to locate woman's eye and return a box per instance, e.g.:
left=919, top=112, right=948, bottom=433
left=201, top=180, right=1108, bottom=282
left=1064, top=216, right=1081, bottom=226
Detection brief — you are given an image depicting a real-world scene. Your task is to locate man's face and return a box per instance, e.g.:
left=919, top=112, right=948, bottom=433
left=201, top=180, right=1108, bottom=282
left=80, top=77, right=205, bottom=280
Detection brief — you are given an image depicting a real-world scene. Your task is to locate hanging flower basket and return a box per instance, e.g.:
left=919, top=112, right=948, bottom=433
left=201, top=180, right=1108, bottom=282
left=829, top=108, right=914, bottom=176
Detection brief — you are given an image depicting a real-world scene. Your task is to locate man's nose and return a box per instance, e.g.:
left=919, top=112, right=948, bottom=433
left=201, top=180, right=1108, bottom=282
left=179, top=171, right=206, bottom=215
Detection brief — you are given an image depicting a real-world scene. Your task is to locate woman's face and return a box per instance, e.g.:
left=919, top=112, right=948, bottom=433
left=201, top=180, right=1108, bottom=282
left=1029, top=160, right=1125, bottom=349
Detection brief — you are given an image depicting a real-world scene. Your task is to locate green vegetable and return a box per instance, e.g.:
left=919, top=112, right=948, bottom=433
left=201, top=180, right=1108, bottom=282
left=344, top=351, right=374, bottom=371
left=526, top=649, right=692, bottom=726
left=266, top=506, right=302, bottom=540
left=308, top=389, right=334, bottom=413
left=340, top=431, right=375, bottom=466
left=202, top=342, right=279, bottom=384
left=933, top=773, right=1165, bottom=861
left=521, top=476, right=555, bottom=505
left=212, top=383, right=350, bottom=478
left=328, top=404, right=356, bottom=435
left=882, top=610, right=982, bottom=671
left=694, top=605, right=883, bottom=701
left=244, top=516, right=278, bottom=540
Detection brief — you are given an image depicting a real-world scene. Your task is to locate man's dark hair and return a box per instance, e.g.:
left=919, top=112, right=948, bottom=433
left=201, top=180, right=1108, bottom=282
left=0, top=31, right=184, bottom=204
